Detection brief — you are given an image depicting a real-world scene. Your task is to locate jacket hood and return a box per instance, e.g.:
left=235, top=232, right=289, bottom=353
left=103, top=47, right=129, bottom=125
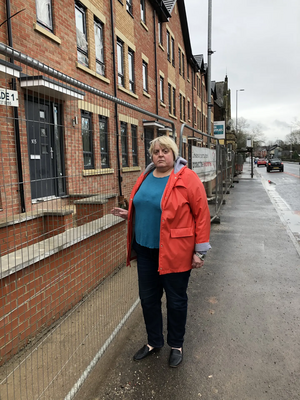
left=144, top=156, right=187, bottom=175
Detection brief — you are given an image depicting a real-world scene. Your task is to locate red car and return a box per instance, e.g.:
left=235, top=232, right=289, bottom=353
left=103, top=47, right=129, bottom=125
left=257, top=158, right=267, bottom=167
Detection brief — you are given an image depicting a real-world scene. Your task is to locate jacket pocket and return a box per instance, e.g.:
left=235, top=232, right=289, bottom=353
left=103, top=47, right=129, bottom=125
left=170, top=227, right=193, bottom=238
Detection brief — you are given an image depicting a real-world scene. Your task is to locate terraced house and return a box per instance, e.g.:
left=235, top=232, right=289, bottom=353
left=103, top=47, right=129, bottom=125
left=0, top=0, right=215, bottom=367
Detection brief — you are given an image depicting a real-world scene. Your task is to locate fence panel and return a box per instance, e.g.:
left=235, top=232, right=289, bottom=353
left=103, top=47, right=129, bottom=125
left=0, top=45, right=176, bottom=400
left=0, top=42, right=236, bottom=399
left=179, top=124, right=234, bottom=222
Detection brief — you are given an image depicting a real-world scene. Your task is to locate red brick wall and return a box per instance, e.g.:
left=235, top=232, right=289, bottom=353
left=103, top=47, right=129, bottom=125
left=0, top=213, right=74, bottom=256
left=76, top=204, right=104, bottom=226
left=0, top=220, right=126, bottom=364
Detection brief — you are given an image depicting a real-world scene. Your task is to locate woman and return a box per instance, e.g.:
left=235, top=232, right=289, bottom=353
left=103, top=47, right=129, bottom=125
left=111, top=136, right=211, bottom=368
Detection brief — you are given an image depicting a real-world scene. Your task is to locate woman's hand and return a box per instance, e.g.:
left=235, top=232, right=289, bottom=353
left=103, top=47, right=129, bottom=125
left=111, top=207, right=128, bottom=220
left=191, top=253, right=204, bottom=269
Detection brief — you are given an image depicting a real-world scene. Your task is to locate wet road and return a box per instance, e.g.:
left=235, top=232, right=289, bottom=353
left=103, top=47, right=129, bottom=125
left=255, top=161, right=300, bottom=250
left=256, top=161, right=300, bottom=213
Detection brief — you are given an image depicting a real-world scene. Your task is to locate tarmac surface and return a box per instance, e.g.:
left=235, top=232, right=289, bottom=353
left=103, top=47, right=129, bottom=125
left=78, top=162, right=300, bottom=400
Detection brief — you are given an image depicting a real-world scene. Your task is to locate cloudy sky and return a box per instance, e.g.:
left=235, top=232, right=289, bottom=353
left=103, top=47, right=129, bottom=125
left=184, top=0, right=300, bottom=143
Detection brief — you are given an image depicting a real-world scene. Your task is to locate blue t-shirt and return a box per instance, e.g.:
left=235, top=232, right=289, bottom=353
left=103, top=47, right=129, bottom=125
left=133, top=171, right=169, bottom=248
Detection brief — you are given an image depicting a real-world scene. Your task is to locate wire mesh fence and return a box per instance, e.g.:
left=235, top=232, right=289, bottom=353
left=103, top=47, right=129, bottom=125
left=179, top=123, right=234, bottom=222
left=0, top=44, right=235, bottom=399
left=0, top=44, right=176, bottom=399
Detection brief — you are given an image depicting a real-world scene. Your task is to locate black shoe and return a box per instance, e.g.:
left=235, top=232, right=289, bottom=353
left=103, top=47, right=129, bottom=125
left=133, top=345, right=159, bottom=361
left=169, top=348, right=183, bottom=368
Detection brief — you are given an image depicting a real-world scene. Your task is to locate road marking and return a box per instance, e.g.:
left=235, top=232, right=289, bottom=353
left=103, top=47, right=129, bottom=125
left=284, top=171, right=300, bottom=179
left=261, top=176, right=300, bottom=257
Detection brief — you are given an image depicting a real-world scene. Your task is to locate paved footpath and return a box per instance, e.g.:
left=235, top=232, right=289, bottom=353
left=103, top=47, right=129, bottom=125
left=78, top=163, right=300, bottom=400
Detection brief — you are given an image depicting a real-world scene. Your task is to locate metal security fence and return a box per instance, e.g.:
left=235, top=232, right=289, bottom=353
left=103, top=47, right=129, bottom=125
left=0, top=43, right=236, bottom=399
left=0, top=44, right=176, bottom=400
left=179, top=123, right=235, bottom=222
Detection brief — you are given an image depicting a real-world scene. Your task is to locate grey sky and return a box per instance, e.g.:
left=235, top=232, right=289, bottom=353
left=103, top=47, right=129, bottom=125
left=185, top=0, right=300, bottom=143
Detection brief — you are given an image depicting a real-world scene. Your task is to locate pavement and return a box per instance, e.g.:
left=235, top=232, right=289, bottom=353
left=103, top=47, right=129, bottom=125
left=77, top=161, right=300, bottom=400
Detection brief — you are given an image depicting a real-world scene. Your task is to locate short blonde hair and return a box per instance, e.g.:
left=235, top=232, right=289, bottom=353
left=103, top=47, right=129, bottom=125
left=149, top=136, right=179, bottom=160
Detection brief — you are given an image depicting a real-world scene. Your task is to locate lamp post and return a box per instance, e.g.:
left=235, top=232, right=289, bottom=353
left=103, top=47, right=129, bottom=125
left=235, top=88, right=244, bottom=136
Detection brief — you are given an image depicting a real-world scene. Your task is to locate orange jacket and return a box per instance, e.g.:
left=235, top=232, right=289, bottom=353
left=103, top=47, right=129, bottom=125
left=126, top=160, right=211, bottom=274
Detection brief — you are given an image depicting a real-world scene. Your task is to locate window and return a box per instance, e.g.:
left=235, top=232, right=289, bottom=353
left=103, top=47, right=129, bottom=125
left=160, top=76, right=164, bottom=103
left=75, top=2, right=88, bottom=66
left=121, top=122, right=128, bottom=167
left=172, top=87, right=176, bottom=116
left=182, top=53, right=185, bottom=78
left=187, top=100, right=190, bottom=120
left=179, top=93, right=182, bottom=120
left=128, top=48, right=135, bottom=92
left=179, top=94, right=186, bottom=121
left=171, top=37, right=175, bottom=67
left=187, top=63, right=189, bottom=80
left=131, top=125, right=138, bottom=166
left=142, top=61, right=148, bottom=92
left=36, top=0, right=53, bottom=31
left=167, top=31, right=170, bottom=61
left=117, top=39, right=124, bottom=87
left=81, top=112, right=94, bottom=169
left=126, top=0, right=132, bottom=14
left=99, top=116, right=109, bottom=168
left=168, top=83, right=172, bottom=114
left=158, top=20, right=162, bottom=44
left=94, top=19, right=105, bottom=76
left=140, top=0, right=146, bottom=23
left=178, top=48, right=181, bottom=75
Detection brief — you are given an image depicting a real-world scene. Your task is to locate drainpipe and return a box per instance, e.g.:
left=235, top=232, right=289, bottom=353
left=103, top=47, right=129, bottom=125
left=6, top=0, right=26, bottom=213
left=110, top=0, right=123, bottom=200
left=191, top=67, right=195, bottom=135
left=153, top=10, right=158, bottom=116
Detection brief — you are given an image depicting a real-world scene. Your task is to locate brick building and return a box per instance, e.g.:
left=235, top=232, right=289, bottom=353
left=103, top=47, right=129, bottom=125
left=0, top=0, right=213, bottom=216
left=0, top=0, right=218, bottom=364
left=213, top=75, right=236, bottom=150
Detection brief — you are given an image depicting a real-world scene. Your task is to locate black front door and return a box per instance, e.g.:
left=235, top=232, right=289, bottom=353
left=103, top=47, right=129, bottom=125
left=26, top=99, right=65, bottom=200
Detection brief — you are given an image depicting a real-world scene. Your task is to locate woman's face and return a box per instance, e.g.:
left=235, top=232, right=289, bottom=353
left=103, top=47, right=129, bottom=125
left=152, top=143, right=174, bottom=171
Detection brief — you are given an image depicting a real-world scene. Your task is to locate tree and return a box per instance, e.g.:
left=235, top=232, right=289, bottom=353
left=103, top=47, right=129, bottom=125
left=286, top=130, right=300, bottom=145
left=249, top=125, right=266, bottom=151
left=231, top=117, right=249, bottom=149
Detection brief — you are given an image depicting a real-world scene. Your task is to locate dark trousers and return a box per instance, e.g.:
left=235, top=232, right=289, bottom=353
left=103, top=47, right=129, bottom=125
left=133, top=240, right=191, bottom=348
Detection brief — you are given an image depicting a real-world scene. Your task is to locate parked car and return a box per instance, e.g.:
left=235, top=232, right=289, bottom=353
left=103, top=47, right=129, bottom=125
left=257, top=158, right=267, bottom=167
left=267, top=158, right=284, bottom=172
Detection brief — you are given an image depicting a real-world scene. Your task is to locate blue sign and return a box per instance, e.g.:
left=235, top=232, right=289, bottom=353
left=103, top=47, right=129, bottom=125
left=214, top=121, right=225, bottom=139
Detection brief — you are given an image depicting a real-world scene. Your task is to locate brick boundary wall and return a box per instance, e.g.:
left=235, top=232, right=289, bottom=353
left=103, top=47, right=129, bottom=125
left=0, top=212, right=74, bottom=256
left=0, top=219, right=126, bottom=365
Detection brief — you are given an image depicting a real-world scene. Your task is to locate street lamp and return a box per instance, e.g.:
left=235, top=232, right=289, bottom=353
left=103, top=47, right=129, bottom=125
left=236, top=89, right=245, bottom=136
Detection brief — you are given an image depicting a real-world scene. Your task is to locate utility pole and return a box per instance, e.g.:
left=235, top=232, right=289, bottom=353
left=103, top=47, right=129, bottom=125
left=207, top=0, right=212, bottom=145
left=206, top=0, right=213, bottom=197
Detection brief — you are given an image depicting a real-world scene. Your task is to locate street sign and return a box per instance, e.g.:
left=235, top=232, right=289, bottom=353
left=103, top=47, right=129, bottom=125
left=0, top=88, right=19, bottom=107
left=214, top=121, right=225, bottom=139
